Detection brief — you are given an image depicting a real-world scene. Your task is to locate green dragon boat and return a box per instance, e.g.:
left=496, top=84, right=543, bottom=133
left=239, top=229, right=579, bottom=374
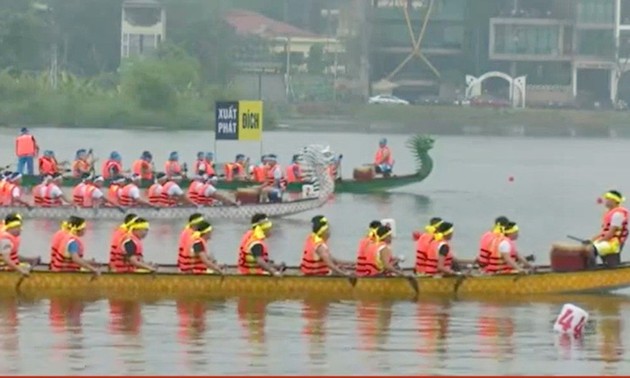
left=19, top=135, right=434, bottom=194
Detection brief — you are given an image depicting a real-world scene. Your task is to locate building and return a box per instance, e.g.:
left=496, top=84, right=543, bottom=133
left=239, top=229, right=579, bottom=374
left=489, top=0, right=630, bottom=106
left=120, top=0, right=166, bottom=59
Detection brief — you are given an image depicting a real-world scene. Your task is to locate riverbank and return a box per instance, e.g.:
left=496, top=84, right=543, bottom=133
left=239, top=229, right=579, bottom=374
left=279, top=104, right=630, bottom=138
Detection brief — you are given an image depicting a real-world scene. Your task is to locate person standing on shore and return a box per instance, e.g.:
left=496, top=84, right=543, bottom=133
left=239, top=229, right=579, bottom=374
left=15, top=128, right=39, bottom=175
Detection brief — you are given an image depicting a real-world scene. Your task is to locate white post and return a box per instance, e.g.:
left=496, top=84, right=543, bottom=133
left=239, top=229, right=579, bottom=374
left=572, top=64, right=578, bottom=98
left=611, top=68, right=619, bottom=103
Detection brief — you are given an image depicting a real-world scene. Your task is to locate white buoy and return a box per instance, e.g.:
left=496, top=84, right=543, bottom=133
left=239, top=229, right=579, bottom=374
left=553, top=303, right=589, bottom=336
left=381, top=218, right=396, bottom=237
left=302, top=184, right=316, bottom=198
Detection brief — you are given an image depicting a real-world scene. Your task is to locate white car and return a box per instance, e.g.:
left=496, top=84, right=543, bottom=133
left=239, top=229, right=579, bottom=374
left=368, top=94, right=410, bottom=105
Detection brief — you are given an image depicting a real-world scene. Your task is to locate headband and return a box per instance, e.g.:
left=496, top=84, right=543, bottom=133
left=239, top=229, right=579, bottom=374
left=314, top=217, right=329, bottom=236
left=3, top=220, right=21, bottom=230
left=433, top=226, right=454, bottom=241
left=492, top=223, right=504, bottom=234
left=130, top=221, right=150, bottom=230
left=198, top=224, right=212, bottom=234
left=252, top=219, right=272, bottom=239
left=425, top=220, right=444, bottom=234
left=187, top=216, right=204, bottom=228
left=503, top=224, right=519, bottom=235
left=122, top=215, right=139, bottom=230
left=604, top=192, right=625, bottom=203
left=376, top=230, right=392, bottom=242
left=70, top=221, right=87, bottom=233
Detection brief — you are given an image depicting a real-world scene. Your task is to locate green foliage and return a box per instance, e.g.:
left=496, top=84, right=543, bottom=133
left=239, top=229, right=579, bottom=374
left=307, top=44, right=325, bottom=74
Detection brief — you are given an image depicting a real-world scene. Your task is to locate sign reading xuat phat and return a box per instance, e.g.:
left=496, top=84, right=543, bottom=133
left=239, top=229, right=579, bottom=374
left=237, top=100, right=263, bottom=141
left=215, top=101, right=239, bottom=140
left=215, top=100, right=263, bottom=141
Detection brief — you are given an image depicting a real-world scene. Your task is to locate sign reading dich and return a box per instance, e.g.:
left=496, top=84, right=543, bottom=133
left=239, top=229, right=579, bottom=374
left=215, top=100, right=263, bottom=141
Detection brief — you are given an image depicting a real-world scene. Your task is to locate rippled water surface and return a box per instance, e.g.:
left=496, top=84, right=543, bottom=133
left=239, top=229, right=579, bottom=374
left=0, top=128, right=629, bottom=374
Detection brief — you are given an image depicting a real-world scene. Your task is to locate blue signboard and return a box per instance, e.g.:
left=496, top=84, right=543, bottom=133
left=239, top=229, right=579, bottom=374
left=215, top=101, right=239, bottom=140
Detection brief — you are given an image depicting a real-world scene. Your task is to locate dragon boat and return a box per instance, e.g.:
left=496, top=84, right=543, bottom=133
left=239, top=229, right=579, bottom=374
left=4, top=263, right=630, bottom=301
left=0, top=145, right=335, bottom=221
left=18, top=135, right=435, bottom=194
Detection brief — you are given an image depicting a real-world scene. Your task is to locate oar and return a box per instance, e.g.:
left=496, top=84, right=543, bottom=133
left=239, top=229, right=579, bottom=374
left=404, top=275, right=419, bottom=299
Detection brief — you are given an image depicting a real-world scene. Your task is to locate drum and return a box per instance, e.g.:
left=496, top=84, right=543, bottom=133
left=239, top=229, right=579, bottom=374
left=235, top=188, right=260, bottom=204
left=550, top=243, right=590, bottom=272
left=353, top=166, right=375, bottom=181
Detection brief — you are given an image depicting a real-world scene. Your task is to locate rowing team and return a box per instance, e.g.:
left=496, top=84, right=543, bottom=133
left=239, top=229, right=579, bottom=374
left=0, top=189, right=623, bottom=277
left=0, top=171, right=248, bottom=209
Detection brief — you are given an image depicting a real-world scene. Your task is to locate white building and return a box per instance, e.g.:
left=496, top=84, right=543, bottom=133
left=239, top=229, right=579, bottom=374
left=120, top=0, right=166, bottom=59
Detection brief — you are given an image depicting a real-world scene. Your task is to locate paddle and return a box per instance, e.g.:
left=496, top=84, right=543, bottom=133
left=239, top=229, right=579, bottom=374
left=567, top=235, right=591, bottom=245
left=404, top=275, right=419, bottom=298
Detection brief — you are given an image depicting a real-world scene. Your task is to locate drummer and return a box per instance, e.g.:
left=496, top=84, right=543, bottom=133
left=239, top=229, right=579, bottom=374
left=237, top=213, right=285, bottom=276
left=587, top=190, right=629, bottom=267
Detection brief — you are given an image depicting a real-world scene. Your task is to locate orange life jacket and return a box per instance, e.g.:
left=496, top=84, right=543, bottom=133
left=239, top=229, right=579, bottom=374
left=38, top=156, right=58, bottom=175
left=50, top=233, right=84, bottom=272
left=599, top=207, right=630, bottom=247
left=110, top=233, right=143, bottom=273
left=0, top=231, right=19, bottom=270
left=72, top=183, right=86, bottom=206
left=224, top=163, right=245, bottom=182
left=188, top=181, right=203, bottom=204
left=414, top=233, right=434, bottom=274
left=477, top=231, right=497, bottom=267
left=483, top=235, right=518, bottom=274
left=194, top=159, right=214, bottom=176
left=237, top=230, right=269, bottom=275
left=265, top=165, right=287, bottom=189
left=15, top=135, right=36, bottom=157
left=196, top=183, right=216, bottom=206
left=178, top=233, right=210, bottom=274
left=147, top=183, right=163, bottom=206
left=2, top=183, right=18, bottom=206
left=107, top=184, right=121, bottom=207
left=49, top=228, right=69, bottom=269
left=285, top=163, right=302, bottom=183
left=33, top=183, right=45, bottom=207
left=102, top=160, right=123, bottom=180
left=161, top=181, right=178, bottom=207
left=300, top=234, right=330, bottom=275
left=373, top=146, right=393, bottom=165
left=358, top=241, right=388, bottom=277
left=72, top=159, right=91, bottom=178
left=418, top=239, right=453, bottom=275
left=164, top=161, right=182, bottom=177
left=108, top=226, right=127, bottom=271
left=132, top=159, right=153, bottom=180
left=44, top=184, right=62, bottom=207
left=83, top=184, right=98, bottom=208
left=178, top=227, right=194, bottom=258
left=355, top=236, right=375, bottom=276
left=119, top=184, right=138, bottom=207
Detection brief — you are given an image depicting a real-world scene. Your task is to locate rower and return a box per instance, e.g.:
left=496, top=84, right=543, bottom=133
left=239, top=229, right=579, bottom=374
left=50, top=216, right=99, bottom=274
left=586, top=190, right=629, bottom=267
left=108, top=213, right=138, bottom=271
left=178, top=220, right=224, bottom=274
left=414, top=217, right=443, bottom=275
left=285, top=155, right=303, bottom=184
left=111, top=217, right=156, bottom=273
left=0, top=213, right=30, bottom=276
left=224, top=154, right=248, bottom=182
left=355, top=220, right=382, bottom=276
left=38, top=150, right=60, bottom=176
left=420, top=222, right=462, bottom=276
left=45, top=173, right=73, bottom=207
left=237, top=213, right=285, bottom=276
left=33, top=175, right=51, bottom=207
left=197, top=175, right=239, bottom=206
left=0, top=172, right=10, bottom=200
left=147, top=172, right=168, bottom=207
left=194, top=152, right=213, bottom=176
left=205, top=152, right=215, bottom=175
left=102, top=151, right=123, bottom=180
left=107, top=176, right=126, bottom=207
left=164, top=151, right=183, bottom=178
left=178, top=213, right=205, bottom=258
left=119, top=174, right=156, bottom=208
left=261, top=154, right=286, bottom=203
left=300, top=215, right=353, bottom=277
left=161, top=174, right=196, bottom=207
left=187, top=175, right=205, bottom=205
left=250, top=155, right=268, bottom=183
left=84, top=176, right=119, bottom=208
left=2, top=173, right=31, bottom=208
left=359, top=225, right=405, bottom=277
left=486, top=221, right=531, bottom=274
left=71, top=173, right=92, bottom=206
left=72, top=149, right=93, bottom=178
left=373, top=138, right=394, bottom=177
left=477, top=216, right=510, bottom=269
left=49, top=219, right=71, bottom=269
left=132, top=151, right=154, bottom=181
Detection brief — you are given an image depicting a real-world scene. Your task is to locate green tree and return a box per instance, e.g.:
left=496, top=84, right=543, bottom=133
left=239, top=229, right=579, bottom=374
left=307, top=43, right=325, bottom=74
left=0, top=0, right=47, bottom=72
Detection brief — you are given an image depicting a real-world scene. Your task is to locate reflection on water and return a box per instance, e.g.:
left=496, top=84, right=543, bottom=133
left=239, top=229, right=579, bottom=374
left=0, top=295, right=628, bottom=374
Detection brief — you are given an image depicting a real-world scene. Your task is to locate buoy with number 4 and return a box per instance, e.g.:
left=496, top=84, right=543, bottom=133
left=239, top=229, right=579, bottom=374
left=381, top=218, right=396, bottom=237
left=553, top=303, right=588, bottom=336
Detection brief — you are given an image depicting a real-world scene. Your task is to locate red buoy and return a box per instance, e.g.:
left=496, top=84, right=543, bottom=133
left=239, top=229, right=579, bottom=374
left=597, top=197, right=603, bottom=204
left=508, top=176, right=514, bottom=182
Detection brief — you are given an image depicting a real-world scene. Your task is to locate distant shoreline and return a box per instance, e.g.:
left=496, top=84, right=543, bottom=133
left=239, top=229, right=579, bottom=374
left=3, top=104, right=630, bottom=138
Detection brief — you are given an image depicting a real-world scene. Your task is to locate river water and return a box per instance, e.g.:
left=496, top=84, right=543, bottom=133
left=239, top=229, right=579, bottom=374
left=0, top=127, right=629, bottom=374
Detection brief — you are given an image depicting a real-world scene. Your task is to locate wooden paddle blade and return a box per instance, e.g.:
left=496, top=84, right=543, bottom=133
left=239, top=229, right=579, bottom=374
left=348, top=276, right=358, bottom=286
